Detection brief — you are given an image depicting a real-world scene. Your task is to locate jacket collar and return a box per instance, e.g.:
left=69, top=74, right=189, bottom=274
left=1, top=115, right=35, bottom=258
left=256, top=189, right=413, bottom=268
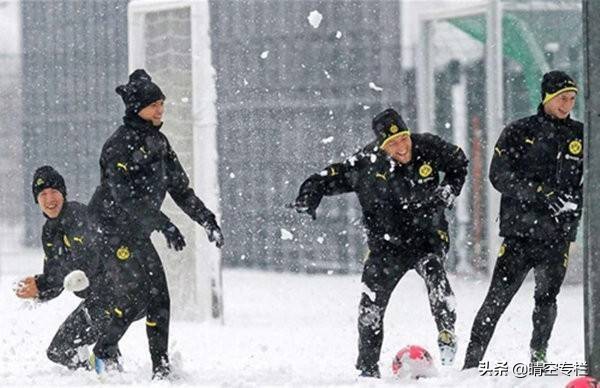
left=537, top=103, right=571, bottom=125
left=123, top=113, right=163, bottom=132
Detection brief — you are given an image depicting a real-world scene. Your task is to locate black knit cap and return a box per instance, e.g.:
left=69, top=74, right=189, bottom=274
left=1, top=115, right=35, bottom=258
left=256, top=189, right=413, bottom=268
left=372, top=108, right=410, bottom=147
left=115, top=69, right=166, bottom=115
left=541, top=70, right=578, bottom=105
left=32, top=166, right=67, bottom=203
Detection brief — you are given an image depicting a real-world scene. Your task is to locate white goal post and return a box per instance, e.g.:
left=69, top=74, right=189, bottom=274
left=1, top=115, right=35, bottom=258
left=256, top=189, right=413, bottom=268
left=128, top=0, right=223, bottom=322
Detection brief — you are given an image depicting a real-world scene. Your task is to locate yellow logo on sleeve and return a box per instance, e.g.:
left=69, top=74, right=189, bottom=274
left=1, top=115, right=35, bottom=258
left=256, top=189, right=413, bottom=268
left=116, top=246, right=130, bottom=260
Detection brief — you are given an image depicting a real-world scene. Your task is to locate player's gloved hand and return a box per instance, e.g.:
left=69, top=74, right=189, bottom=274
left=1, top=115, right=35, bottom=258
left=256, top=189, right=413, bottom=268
left=548, top=192, right=579, bottom=216
left=290, top=192, right=322, bottom=220
left=433, top=184, right=456, bottom=209
left=161, top=221, right=186, bottom=251
left=203, top=219, right=224, bottom=248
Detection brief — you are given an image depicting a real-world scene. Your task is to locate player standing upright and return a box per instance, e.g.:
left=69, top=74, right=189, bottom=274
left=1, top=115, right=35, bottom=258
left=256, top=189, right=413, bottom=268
left=463, top=71, right=583, bottom=368
left=88, top=69, right=224, bottom=379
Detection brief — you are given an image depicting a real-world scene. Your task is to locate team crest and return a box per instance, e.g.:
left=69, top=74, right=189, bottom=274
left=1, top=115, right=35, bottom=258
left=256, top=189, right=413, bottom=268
left=116, top=246, right=130, bottom=260
left=568, top=140, right=582, bottom=155
left=419, top=163, right=433, bottom=178
left=36, top=178, right=45, bottom=186
left=389, top=124, right=399, bottom=134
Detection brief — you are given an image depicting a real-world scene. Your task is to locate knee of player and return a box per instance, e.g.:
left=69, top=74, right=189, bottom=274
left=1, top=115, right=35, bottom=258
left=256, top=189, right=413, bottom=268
left=534, top=292, right=558, bottom=306
left=46, top=345, right=62, bottom=363
left=150, top=286, right=171, bottom=303
left=420, top=255, right=444, bottom=276
left=359, top=304, right=383, bottom=328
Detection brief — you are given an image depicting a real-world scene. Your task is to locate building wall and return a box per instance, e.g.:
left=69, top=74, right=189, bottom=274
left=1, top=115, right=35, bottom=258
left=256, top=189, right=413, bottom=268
left=20, top=0, right=128, bottom=244
left=0, top=0, right=23, bottom=253
left=209, top=0, right=402, bottom=272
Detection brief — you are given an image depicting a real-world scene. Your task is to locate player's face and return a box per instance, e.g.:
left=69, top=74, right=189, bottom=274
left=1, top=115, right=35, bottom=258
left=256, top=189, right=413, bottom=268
left=138, top=99, right=165, bottom=126
left=37, top=188, right=64, bottom=219
left=383, top=134, right=412, bottom=164
left=544, top=91, right=576, bottom=120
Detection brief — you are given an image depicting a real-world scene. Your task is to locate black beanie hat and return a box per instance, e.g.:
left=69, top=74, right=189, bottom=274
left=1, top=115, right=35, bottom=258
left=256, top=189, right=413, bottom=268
left=115, top=69, right=166, bottom=115
left=541, top=70, right=578, bottom=105
left=32, top=166, right=67, bottom=203
left=372, top=108, right=410, bottom=148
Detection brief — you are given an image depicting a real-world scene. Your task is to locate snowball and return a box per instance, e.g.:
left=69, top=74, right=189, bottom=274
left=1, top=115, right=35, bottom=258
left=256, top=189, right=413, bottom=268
left=317, top=236, right=324, bottom=244
left=280, top=228, right=294, bottom=240
left=336, top=31, right=342, bottom=39
left=369, top=82, right=383, bottom=92
left=307, top=10, right=323, bottom=29
left=321, top=136, right=334, bottom=144
left=63, top=270, right=89, bottom=292
left=260, top=51, right=269, bottom=59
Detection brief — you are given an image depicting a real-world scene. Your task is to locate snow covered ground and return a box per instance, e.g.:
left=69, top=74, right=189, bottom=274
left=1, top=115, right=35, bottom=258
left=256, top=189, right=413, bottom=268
left=0, top=256, right=585, bottom=387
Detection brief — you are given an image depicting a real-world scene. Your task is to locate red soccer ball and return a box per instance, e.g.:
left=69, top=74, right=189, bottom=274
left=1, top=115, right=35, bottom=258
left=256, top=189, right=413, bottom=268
left=566, top=376, right=599, bottom=388
left=392, top=345, right=435, bottom=379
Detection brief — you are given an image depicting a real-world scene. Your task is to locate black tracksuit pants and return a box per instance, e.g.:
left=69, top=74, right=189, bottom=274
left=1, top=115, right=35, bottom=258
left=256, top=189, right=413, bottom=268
left=47, top=298, right=110, bottom=369
left=93, top=234, right=170, bottom=372
left=463, top=236, right=570, bottom=369
left=356, top=236, right=455, bottom=371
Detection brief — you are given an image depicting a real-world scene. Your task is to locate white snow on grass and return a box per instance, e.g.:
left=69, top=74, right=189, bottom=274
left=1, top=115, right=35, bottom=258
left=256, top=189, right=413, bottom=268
left=0, top=264, right=585, bottom=387
left=307, top=10, right=323, bottom=29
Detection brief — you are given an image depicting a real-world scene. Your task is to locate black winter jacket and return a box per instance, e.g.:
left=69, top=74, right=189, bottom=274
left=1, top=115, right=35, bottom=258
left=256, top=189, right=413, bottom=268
left=297, top=133, right=468, bottom=249
left=35, top=201, right=109, bottom=302
left=490, top=106, right=584, bottom=241
left=89, top=115, right=216, bottom=237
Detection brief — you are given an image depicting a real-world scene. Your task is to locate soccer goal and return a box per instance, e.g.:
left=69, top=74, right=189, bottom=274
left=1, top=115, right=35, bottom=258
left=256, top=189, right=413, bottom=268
left=416, top=0, right=582, bottom=275
left=128, top=0, right=222, bottom=322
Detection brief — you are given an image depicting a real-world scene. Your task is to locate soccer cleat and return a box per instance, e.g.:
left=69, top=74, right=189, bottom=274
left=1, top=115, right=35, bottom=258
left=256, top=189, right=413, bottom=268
left=438, top=329, right=457, bottom=366
left=90, top=353, right=123, bottom=375
left=152, top=364, right=172, bottom=380
left=530, top=348, right=547, bottom=364
left=358, top=364, right=381, bottom=379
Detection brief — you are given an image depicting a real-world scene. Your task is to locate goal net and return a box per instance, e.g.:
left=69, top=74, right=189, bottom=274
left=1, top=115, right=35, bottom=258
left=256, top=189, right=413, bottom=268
left=128, top=0, right=222, bottom=321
